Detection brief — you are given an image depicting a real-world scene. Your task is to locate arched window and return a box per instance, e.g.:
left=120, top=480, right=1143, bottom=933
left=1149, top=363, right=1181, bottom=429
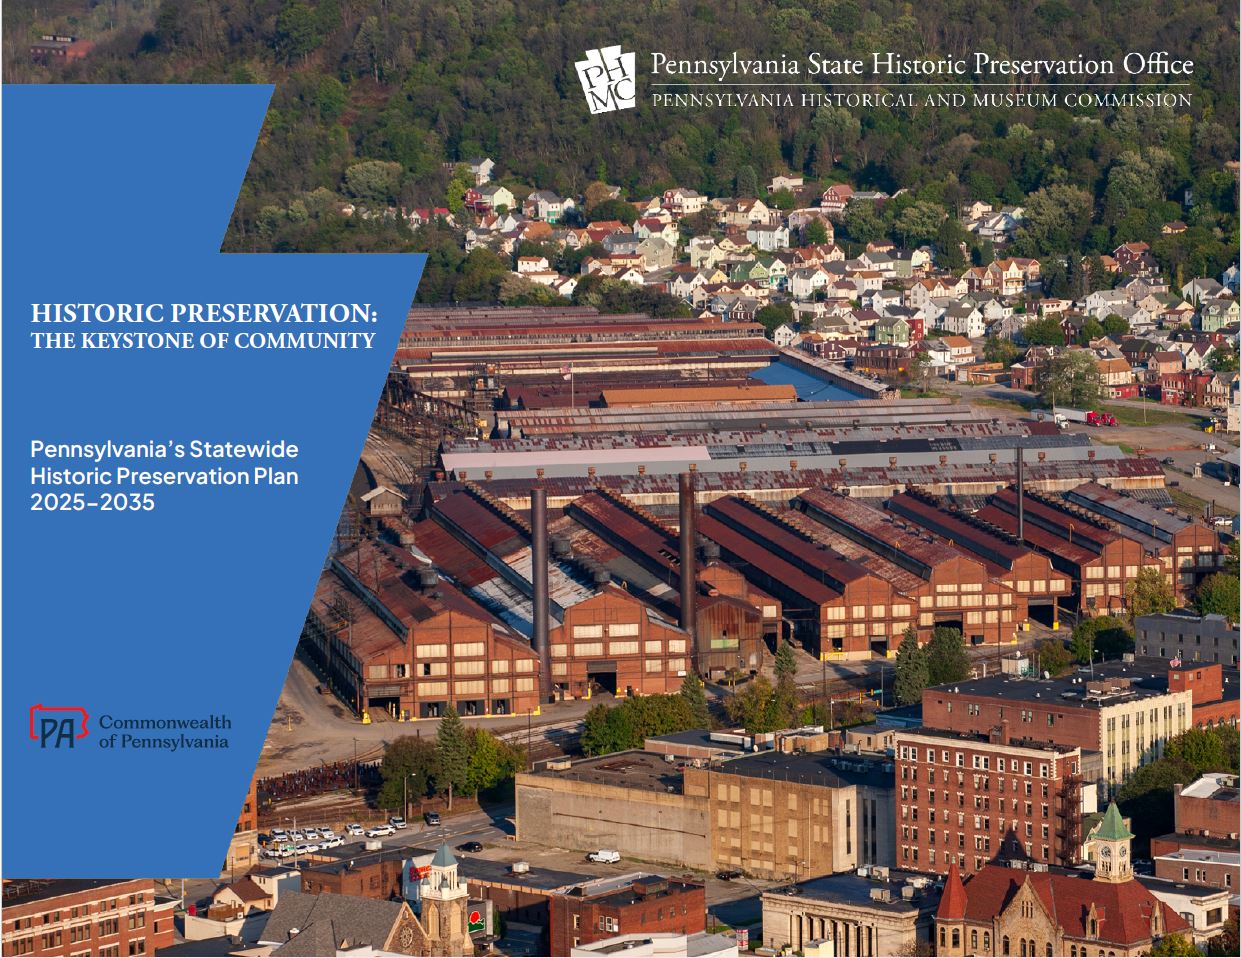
left=1020, top=938, right=1027, bottom=957
left=972, top=930, right=979, bottom=951
left=1047, top=944, right=1054, bottom=956
left=1070, top=947, right=1077, bottom=957
left=1002, top=935, right=1011, bottom=956
left=953, top=929, right=960, bottom=948
left=940, top=928, right=946, bottom=948
left=984, top=932, right=991, bottom=951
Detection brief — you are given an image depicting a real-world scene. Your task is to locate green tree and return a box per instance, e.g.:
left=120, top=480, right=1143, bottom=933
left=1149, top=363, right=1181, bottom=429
left=774, top=641, right=798, bottom=678
left=1164, top=724, right=1240, bottom=774
left=936, top=217, right=968, bottom=271
left=586, top=198, right=638, bottom=225
left=893, top=628, right=930, bottom=706
left=804, top=219, right=831, bottom=245
left=1037, top=349, right=1102, bottom=409
left=1069, top=616, right=1133, bottom=664
left=464, top=727, right=525, bottom=796
left=1013, top=185, right=1094, bottom=256
left=925, top=627, right=969, bottom=686
left=1021, top=315, right=1067, bottom=347
left=679, top=671, right=712, bottom=730
left=908, top=349, right=934, bottom=393
left=983, top=336, right=1020, bottom=365
left=435, top=706, right=470, bottom=808
left=344, top=160, right=403, bottom=204
left=1101, top=314, right=1130, bottom=338
left=755, top=302, right=794, bottom=337
left=1035, top=639, right=1072, bottom=677
left=445, top=164, right=474, bottom=216
left=725, top=675, right=780, bottom=733
left=769, top=188, right=796, bottom=211
left=581, top=702, right=637, bottom=756
left=1195, top=572, right=1240, bottom=620
left=1125, top=567, right=1175, bottom=625
left=377, top=735, right=438, bottom=814
left=1149, top=934, right=1202, bottom=957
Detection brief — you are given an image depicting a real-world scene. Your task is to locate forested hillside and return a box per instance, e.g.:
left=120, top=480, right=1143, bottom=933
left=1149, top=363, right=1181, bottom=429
left=6, top=0, right=1238, bottom=276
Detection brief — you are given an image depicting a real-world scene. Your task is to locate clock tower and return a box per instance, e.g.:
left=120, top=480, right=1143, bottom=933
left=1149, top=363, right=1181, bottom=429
left=1092, top=802, right=1134, bottom=884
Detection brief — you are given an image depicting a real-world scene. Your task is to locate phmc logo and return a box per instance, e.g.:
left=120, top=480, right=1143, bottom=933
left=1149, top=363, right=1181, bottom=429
left=576, top=46, right=637, bottom=114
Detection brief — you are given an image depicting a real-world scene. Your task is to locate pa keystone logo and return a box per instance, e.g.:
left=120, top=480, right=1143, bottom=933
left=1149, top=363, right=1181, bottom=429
left=29, top=704, right=90, bottom=748
left=576, top=46, right=636, bottom=114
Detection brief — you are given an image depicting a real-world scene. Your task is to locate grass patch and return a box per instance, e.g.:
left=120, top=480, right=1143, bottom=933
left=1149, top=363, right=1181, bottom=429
left=974, top=396, right=1037, bottom=414
left=1169, top=487, right=1212, bottom=517
left=1100, top=403, right=1207, bottom=428
left=900, top=387, right=951, bottom=398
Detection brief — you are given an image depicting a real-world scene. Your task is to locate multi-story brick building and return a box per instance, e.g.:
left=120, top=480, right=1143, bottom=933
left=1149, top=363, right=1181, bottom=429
left=516, top=740, right=894, bottom=881
left=1150, top=773, right=1240, bottom=894
left=681, top=748, right=895, bottom=880
left=893, top=727, right=1094, bottom=877
left=1, top=879, right=176, bottom=958
left=920, top=664, right=1193, bottom=791
left=1165, top=662, right=1240, bottom=728
left=547, top=875, right=705, bottom=956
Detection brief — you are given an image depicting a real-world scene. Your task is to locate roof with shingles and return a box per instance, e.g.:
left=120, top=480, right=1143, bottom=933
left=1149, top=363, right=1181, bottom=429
left=263, top=890, right=408, bottom=953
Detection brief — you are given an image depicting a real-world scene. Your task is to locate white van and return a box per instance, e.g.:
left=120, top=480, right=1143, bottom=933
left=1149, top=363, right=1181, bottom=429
left=587, top=849, right=621, bottom=864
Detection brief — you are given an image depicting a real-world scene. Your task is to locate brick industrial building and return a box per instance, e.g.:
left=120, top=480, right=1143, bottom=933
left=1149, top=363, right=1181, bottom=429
left=893, top=727, right=1095, bottom=876
left=547, top=875, right=705, bottom=955
left=1, top=879, right=176, bottom=957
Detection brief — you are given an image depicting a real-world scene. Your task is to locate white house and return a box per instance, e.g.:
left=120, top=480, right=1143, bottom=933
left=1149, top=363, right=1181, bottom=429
left=746, top=223, right=790, bottom=252
left=773, top=323, right=800, bottom=348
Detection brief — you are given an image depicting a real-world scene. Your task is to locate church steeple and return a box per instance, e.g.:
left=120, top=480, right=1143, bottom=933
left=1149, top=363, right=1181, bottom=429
left=420, top=844, right=470, bottom=956
left=1092, top=802, right=1134, bottom=883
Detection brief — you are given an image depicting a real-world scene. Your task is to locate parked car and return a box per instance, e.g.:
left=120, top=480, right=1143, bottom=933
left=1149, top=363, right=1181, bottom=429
left=365, top=824, right=395, bottom=838
left=715, top=869, right=743, bottom=881
left=294, top=843, right=319, bottom=855
left=389, top=816, right=408, bottom=830
left=587, top=849, right=621, bottom=864
left=303, top=828, right=321, bottom=840
left=424, top=812, right=441, bottom=826
left=1163, top=457, right=1176, bottom=465
left=270, top=828, right=288, bottom=841
left=288, top=830, right=305, bottom=842
left=456, top=841, right=483, bottom=853
left=320, top=836, right=343, bottom=849
left=345, top=823, right=364, bottom=836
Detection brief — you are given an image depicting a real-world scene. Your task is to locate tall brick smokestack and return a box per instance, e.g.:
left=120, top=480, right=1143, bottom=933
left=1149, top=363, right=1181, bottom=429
left=531, top=485, right=552, bottom=702
left=679, top=472, right=697, bottom=656
left=1016, top=445, right=1025, bottom=544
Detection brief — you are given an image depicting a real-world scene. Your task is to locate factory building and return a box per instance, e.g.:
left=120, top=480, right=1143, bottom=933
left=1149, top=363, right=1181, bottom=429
left=515, top=733, right=895, bottom=880
left=300, top=541, right=543, bottom=720
left=977, top=488, right=1163, bottom=616
left=423, top=454, right=1166, bottom=515
left=565, top=486, right=776, bottom=678
left=795, top=489, right=1027, bottom=649
left=699, top=495, right=903, bottom=660
left=885, top=490, right=1072, bottom=623
left=1061, top=482, right=1223, bottom=596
